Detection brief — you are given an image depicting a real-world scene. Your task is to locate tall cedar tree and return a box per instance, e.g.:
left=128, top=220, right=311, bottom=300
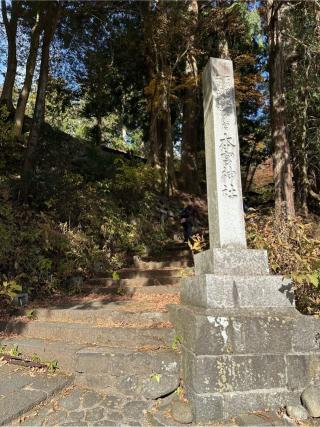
left=267, top=0, right=295, bottom=217
left=21, top=1, right=61, bottom=199
left=0, top=0, right=20, bottom=113
left=13, top=4, right=44, bottom=140
left=143, top=1, right=177, bottom=195
left=181, top=0, right=200, bottom=194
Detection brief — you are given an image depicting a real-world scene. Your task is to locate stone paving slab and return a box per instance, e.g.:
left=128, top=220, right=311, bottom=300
left=0, top=337, right=84, bottom=372
left=234, top=412, right=320, bottom=426
left=3, top=322, right=174, bottom=349
left=0, top=363, right=71, bottom=426
left=148, top=407, right=320, bottom=427
left=3, top=362, right=320, bottom=427
left=12, top=386, right=153, bottom=426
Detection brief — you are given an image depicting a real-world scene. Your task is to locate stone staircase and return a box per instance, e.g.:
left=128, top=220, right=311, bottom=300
left=0, top=242, right=193, bottom=400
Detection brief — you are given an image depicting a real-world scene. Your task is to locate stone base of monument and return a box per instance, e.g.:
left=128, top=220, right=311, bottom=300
left=168, top=249, right=320, bottom=423
left=177, top=57, right=320, bottom=423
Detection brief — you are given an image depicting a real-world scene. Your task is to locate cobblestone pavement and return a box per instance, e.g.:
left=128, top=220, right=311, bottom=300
left=3, top=363, right=320, bottom=427
left=13, top=386, right=154, bottom=426
left=0, top=363, right=70, bottom=426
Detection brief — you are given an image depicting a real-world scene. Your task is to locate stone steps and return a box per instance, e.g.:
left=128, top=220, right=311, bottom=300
left=0, top=337, right=181, bottom=399
left=144, top=251, right=192, bottom=260
left=155, top=243, right=188, bottom=252
left=100, top=267, right=186, bottom=279
left=4, top=321, right=175, bottom=348
left=133, top=285, right=180, bottom=295
left=86, top=276, right=181, bottom=289
left=74, top=347, right=181, bottom=398
left=28, top=305, right=171, bottom=327
left=133, top=259, right=193, bottom=269
left=0, top=363, right=72, bottom=426
left=83, top=284, right=180, bottom=296
left=0, top=336, right=83, bottom=371
left=0, top=242, right=188, bottom=399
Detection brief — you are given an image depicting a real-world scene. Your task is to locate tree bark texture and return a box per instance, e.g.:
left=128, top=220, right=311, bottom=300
left=268, top=0, right=295, bottom=217
left=148, top=74, right=175, bottom=195
left=13, top=8, right=43, bottom=139
left=298, top=51, right=310, bottom=216
left=181, top=0, right=200, bottom=194
left=143, top=1, right=175, bottom=195
left=217, top=0, right=230, bottom=59
left=218, top=31, right=230, bottom=59
left=243, top=140, right=259, bottom=194
left=0, top=0, right=20, bottom=113
left=22, top=2, right=60, bottom=199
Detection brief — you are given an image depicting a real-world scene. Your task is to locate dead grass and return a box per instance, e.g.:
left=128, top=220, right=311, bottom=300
left=131, top=292, right=180, bottom=310
left=24, top=289, right=180, bottom=313
left=27, top=292, right=130, bottom=309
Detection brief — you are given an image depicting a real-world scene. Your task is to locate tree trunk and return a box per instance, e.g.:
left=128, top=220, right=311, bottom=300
left=21, top=2, right=60, bottom=200
left=162, top=104, right=174, bottom=196
left=315, top=1, right=320, bottom=39
left=143, top=2, right=161, bottom=169
left=298, top=53, right=310, bottom=216
left=96, top=114, right=103, bottom=145
left=147, top=72, right=161, bottom=170
left=0, top=0, right=20, bottom=113
left=218, top=0, right=230, bottom=59
left=148, top=112, right=160, bottom=168
left=181, top=0, right=200, bottom=194
left=218, top=32, right=230, bottom=59
left=243, top=140, right=258, bottom=193
left=12, top=8, right=43, bottom=139
left=148, top=87, right=173, bottom=195
left=143, top=1, right=175, bottom=195
left=155, top=75, right=175, bottom=195
left=268, top=0, right=295, bottom=217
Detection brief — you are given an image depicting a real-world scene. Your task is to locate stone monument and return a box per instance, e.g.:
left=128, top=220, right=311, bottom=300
left=169, top=58, right=320, bottom=423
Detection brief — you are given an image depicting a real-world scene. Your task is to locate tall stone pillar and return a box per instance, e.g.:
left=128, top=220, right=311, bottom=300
left=202, top=58, right=246, bottom=250
left=169, top=58, right=320, bottom=423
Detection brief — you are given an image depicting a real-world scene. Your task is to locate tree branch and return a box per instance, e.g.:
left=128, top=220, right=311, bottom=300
left=310, top=189, right=320, bottom=204
left=172, top=45, right=189, bottom=73
left=1, top=0, right=9, bottom=30
left=281, top=31, right=320, bottom=54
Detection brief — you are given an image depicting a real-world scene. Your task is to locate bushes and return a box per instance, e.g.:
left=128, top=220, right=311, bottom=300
left=0, top=189, right=158, bottom=302
left=111, top=160, right=159, bottom=209
left=0, top=137, right=169, bottom=305
left=246, top=210, right=320, bottom=315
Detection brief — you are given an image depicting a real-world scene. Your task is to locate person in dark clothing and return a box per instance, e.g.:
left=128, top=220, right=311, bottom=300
left=180, top=204, right=198, bottom=243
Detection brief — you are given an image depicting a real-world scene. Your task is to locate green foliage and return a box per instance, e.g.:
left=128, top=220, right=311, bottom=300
left=45, top=78, right=74, bottom=131
left=292, top=267, right=320, bottom=290
left=150, top=373, right=161, bottom=383
left=112, top=271, right=120, bottom=280
left=175, top=385, right=183, bottom=398
left=0, top=344, right=58, bottom=372
left=247, top=211, right=320, bottom=315
left=9, top=345, right=21, bottom=357
left=172, top=335, right=183, bottom=351
left=283, top=1, right=320, bottom=213
left=0, top=342, right=59, bottom=372
left=116, top=285, right=126, bottom=296
left=31, top=353, right=42, bottom=363
left=0, top=345, right=7, bottom=354
left=25, top=309, right=37, bottom=320
left=0, top=119, right=171, bottom=308
left=45, top=359, right=59, bottom=373
left=227, top=2, right=263, bottom=47
left=0, top=106, right=23, bottom=176
left=0, top=280, right=22, bottom=300
left=112, top=160, right=159, bottom=208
